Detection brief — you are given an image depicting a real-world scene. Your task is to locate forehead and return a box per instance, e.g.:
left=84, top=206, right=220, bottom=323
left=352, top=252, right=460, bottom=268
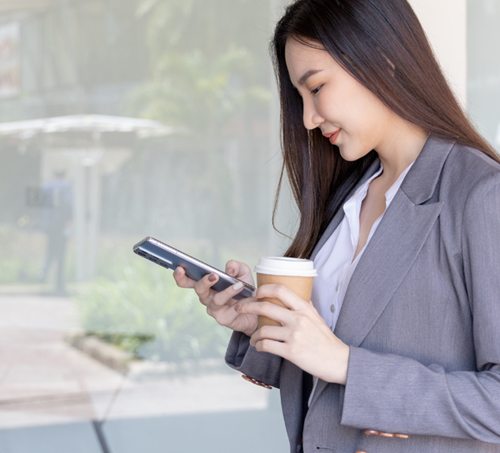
left=285, top=38, right=333, bottom=80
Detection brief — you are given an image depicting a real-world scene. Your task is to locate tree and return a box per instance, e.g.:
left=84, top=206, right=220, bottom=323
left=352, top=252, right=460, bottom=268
left=127, top=0, right=271, bottom=263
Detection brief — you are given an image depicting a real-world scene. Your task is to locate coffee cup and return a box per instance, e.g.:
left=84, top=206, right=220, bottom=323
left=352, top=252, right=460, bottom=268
left=254, top=257, right=317, bottom=329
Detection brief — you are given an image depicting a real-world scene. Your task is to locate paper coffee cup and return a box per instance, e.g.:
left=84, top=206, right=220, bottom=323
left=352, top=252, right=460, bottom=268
left=254, top=257, right=317, bottom=329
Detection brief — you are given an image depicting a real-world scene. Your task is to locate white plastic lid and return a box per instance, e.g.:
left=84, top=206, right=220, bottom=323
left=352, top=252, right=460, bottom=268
left=254, top=257, right=317, bottom=277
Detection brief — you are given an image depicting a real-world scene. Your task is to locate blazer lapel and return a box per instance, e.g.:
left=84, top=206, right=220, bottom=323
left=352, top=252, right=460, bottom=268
left=310, top=135, right=455, bottom=406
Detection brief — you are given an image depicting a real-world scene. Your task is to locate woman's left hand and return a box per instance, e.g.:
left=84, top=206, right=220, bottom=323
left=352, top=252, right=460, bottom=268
left=235, top=284, right=350, bottom=385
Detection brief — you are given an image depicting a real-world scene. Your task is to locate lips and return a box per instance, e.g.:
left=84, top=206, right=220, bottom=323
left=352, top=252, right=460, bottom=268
left=322, top=129, right=341, bottom=145
left=323, top=129, right=342, bottom=145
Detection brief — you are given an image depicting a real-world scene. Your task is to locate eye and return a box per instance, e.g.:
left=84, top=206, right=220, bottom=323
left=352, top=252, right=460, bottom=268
left=310, top=85, right=323, bottom=95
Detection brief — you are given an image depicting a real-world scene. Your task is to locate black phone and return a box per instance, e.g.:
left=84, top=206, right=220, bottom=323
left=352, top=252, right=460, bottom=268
left=133, top=237, right=255, bottom=300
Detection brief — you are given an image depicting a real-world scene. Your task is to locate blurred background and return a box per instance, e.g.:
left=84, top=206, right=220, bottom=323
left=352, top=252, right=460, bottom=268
left=0, top=0, right=498, bottom=452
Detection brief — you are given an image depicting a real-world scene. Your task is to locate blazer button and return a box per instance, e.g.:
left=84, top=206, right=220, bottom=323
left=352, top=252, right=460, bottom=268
left=395, top=434, right=409, bottom=439
left=355, top=451, right=368, bottom=453
left=378, top=432, right=394, bottom=437
left=241, top=375, right=272, bottom=389
left=364, top=430, right=379, bottom=436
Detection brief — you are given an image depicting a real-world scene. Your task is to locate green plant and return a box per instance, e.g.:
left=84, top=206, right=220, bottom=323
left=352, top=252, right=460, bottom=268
left=127, top=48, right=270, bottom=134
left=74, top=256, right=231, bottom=363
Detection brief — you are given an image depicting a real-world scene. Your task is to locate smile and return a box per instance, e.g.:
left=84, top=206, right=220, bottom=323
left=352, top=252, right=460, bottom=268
left=323, top=129, right=341, bottom=145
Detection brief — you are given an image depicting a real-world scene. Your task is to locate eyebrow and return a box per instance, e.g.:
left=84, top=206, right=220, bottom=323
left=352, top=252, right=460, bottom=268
left=298, top=69, right=323, bottom=86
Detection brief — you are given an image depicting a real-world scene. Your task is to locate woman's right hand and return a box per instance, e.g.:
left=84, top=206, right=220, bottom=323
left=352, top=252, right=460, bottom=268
left=173, top=260, right=258, bottom=337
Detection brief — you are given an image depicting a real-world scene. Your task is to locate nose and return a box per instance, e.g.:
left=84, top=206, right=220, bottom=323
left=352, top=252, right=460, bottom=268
left=302, top=99, right=324, bottom=130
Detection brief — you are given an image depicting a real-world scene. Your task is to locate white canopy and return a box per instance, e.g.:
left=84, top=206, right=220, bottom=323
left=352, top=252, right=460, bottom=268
left=0, top=114, right=174, bottom=139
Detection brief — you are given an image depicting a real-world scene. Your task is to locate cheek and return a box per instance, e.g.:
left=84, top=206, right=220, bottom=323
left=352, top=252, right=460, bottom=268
left=338, top=138, right=368, bottom=161
left=343, top=95, right=384, bottom=145
left=337, top=104, right=378, bottom=160
left=338, top=79, right=381, bottom=130
left=316, top=95, right=337, bottom=121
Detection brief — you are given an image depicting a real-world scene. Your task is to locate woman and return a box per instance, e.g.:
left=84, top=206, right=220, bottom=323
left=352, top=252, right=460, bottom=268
left=174, top=0, right=500, bottom=451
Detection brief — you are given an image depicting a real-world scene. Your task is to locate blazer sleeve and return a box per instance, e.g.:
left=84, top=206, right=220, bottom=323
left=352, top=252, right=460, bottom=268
left=225, top=330, right=283, bottom=389
left=339, top=176, right=500, bottom=443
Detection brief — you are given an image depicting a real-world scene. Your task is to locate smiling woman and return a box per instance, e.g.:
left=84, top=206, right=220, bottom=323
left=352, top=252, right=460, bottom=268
left=271, top=0, right=498, bottom=260
left=176, top=0, right=500, bottom=452
left=284, top=38, right=427, bottom=163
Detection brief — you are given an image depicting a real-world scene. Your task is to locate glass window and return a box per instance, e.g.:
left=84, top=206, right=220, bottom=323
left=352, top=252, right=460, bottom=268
left=0, top=0, right=289, bottom=451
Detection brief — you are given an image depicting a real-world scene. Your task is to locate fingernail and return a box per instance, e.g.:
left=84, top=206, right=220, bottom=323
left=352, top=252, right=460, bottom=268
left=233, top=282, right=243, bottom=291
left=174, top=267, right=181, bottom=275
left=234, top=304, right=241, bottom=312
left=208, top=273, right=217, bottom=282
left=227, top=268, right=235, bottom=276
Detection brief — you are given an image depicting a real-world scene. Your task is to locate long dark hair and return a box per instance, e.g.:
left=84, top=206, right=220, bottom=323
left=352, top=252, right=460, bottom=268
left=271, top=0, right=499, bottom=259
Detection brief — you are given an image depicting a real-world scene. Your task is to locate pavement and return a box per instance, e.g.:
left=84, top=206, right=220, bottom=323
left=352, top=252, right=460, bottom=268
left=0, top=290, right=288, bottom=453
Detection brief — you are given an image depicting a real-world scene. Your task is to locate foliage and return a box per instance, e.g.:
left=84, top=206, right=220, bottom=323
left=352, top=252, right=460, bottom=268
left=130, top=0, right=270, bottom=133
left=136, top=0, right=269, bottom=59
left=74, top=255, right=232, bottom=363
left=127, top=47, right=270, bottom=135
left=125, top=44, right=270, bottom=261
left=125, top=0, right=273, bottom=267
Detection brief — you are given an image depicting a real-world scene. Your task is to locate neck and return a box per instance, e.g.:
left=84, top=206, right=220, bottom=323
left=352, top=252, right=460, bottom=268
left=375, top=118, right=429, bottom=183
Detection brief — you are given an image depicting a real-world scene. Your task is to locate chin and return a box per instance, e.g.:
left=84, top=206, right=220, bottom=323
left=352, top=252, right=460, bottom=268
left=338, top=147, right=360, bottom=162
left=338, top=144, right=372, bottom=162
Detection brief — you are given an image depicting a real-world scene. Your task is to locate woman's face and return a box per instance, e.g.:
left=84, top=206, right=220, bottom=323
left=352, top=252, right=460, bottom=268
left=284, top=38, right=395, bottom=161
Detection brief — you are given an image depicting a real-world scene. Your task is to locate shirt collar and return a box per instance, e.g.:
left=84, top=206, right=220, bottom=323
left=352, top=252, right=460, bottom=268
left=347, top=160, right=415, bottom=209
left=384, top=161, right=415, bottom=205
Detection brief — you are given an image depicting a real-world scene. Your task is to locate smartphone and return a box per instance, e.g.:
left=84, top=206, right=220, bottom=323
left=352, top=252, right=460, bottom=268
left=133, top=237, right=255, bottom=300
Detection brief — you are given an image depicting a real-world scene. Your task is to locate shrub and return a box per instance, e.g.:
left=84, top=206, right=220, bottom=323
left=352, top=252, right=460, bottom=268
left=74, top=256, right=231, bottom=363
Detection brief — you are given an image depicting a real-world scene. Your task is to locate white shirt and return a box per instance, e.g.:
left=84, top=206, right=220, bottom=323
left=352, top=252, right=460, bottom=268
left=308, top=161, right=414, bottom=406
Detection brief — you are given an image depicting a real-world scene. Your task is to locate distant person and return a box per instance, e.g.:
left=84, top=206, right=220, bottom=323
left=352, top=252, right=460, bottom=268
left=38, top=168, right=72, bottom=294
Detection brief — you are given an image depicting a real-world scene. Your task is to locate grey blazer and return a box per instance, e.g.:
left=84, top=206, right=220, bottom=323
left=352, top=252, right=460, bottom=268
left=225, top=135, right=500, bottom=453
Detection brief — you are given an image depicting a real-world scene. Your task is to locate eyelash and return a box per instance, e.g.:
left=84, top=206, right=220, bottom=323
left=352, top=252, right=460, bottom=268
left=310, top=85, right=322, bottom=95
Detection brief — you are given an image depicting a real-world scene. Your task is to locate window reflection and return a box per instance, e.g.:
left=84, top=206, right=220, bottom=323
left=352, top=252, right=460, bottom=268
left=0, top=0, right=286, bottom=451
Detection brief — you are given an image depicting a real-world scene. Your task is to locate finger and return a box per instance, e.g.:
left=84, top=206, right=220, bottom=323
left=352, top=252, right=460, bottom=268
left=252, top=337, right=287, bottom=357
left=225, top=260, right=255, bottom=286
left=249, top=325, right=286, bottom=347
left=193, top=272, right=219, bottom=298
left=237, top=300, right=292, bottom=325
left=254, top=284, right=307, bottom=311
left=210, top=297, right=258, bottom=321
left=173, top=266, right=196, bottom=289
left=211, top=280, right=249, bottom=307
left=225, top=260, right=239, bottom=276
left=225, top=260, right=249, bottom=277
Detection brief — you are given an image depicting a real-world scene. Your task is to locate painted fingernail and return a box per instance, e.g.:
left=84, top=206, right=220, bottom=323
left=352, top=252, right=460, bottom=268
left=234, top=304, right=241, bottom=312
left=174, top=267, right=181, bottom=275
left=208, top=274, right=217, bottom=282
left=233, top=282, right=243, bottom=291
